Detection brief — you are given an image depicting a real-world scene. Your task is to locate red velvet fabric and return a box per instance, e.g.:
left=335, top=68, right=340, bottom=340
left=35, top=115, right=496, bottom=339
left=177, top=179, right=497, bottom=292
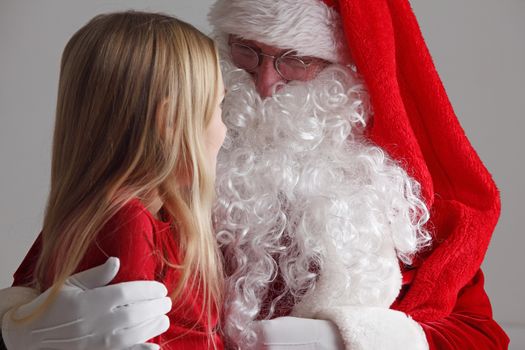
left=323, top=0, right=509, bottom=348
left=12, top=199, right=223, bottom=350
left=419, top=270, right=509, bottom=349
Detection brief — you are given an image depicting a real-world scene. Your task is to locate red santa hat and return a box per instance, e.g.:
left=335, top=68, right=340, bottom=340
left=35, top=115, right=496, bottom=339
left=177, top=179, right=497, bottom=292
left=209, top=0, right=351, bottom=63
left=209, top=0, right=500, bottom=325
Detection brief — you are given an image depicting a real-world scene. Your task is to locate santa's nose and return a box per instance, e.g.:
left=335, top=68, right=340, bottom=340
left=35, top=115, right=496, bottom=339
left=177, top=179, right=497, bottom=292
left=254, top=56, right=285, bottom=98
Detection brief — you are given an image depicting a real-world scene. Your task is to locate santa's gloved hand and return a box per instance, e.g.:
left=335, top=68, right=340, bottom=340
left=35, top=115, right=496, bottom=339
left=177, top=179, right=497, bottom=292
left=254, top=316, right=344, bottom=350
left=1, top=257, right=171, bottom=350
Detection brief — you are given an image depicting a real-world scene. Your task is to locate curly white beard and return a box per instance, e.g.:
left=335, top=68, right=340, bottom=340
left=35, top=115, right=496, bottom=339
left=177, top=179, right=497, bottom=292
left=213, top=46, right=431, bottom=349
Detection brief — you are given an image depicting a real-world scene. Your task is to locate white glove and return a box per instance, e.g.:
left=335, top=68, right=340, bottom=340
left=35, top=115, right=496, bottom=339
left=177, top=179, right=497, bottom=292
left=254, top=316, right=345, bottom=350
left=2, top=257, right=171, bottom=350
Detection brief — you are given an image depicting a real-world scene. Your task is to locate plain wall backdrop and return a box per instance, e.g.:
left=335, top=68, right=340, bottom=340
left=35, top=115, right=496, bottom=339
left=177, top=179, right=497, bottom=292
left=1, top=0, right=524, bottom=348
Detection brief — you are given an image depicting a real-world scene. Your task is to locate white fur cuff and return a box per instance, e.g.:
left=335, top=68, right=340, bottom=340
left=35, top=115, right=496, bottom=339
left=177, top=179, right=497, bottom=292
left=316, top=306, right=429, bottom=350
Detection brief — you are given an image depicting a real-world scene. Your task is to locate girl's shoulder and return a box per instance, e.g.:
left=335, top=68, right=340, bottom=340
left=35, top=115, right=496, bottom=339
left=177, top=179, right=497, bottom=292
left=90, top=199, right=163, bottom=261
left=109, top=197, right=153, bottom=224
left=80, top=198, right=166, bottom=283
left=104, top=198, right=171, bottom=237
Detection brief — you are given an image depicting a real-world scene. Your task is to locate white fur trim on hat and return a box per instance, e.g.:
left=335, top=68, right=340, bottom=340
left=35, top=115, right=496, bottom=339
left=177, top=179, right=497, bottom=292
left=317, top=306, right=429, bottom=350
left=208, top=0, right=350, bottom=63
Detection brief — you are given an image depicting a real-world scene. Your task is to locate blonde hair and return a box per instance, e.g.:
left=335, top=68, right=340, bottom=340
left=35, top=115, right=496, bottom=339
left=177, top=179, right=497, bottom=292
left=27, top=11, right=223, bottom=344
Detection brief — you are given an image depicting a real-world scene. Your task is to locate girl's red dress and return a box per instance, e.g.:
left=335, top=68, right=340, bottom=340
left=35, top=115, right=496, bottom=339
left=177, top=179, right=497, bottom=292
left=12, top=198, right=223, bottom=350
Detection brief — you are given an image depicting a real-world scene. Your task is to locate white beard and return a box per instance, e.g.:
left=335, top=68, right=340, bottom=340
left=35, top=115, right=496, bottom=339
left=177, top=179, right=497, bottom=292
left=213, top=48, right=431, bottom=348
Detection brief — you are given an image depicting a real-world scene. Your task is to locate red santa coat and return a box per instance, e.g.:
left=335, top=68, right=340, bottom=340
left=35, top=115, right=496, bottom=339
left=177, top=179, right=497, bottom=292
left=333, top=0, right=509, bottom=348
left=12, top=199, right=223, bottom=350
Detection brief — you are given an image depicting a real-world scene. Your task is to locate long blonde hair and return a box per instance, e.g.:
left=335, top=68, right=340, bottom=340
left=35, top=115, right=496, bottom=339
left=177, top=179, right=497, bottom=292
left=29, top=11, right=224, bottom=342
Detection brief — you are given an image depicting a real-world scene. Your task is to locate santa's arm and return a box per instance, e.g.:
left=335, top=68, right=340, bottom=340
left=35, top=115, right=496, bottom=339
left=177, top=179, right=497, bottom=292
left=418, top=269, right=509, bottom=349
left=318, top=269, right=509, bottom=350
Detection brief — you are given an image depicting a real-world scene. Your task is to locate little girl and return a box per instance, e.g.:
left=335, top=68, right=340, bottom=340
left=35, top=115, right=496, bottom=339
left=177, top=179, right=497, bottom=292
left=9, top=11, right=226, bottom=349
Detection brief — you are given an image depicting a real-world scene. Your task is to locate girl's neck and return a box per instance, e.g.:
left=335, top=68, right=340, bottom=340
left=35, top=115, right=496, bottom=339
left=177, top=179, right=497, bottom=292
left=142, top=189, right=164, bottom=220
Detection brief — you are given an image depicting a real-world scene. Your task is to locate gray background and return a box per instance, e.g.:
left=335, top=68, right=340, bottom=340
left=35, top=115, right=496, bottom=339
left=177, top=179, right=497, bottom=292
left=1, top=0, right=523, bottom=348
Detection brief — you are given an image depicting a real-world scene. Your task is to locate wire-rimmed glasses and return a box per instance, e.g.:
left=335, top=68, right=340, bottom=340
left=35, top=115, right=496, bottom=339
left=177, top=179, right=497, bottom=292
left=229, top=41, right=329, bottom=81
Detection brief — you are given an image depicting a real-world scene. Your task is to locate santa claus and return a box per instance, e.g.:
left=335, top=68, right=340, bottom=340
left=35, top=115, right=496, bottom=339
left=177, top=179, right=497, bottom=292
left=207, top=0, right=509, bottom=349
left=0, top=1, right=510, bottom=349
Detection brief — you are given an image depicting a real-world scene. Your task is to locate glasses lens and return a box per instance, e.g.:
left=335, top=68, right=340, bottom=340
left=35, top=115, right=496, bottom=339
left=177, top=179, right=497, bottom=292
left=231, top=43, right=259, bottom=71
left=276, top=56, right=309, bottom=81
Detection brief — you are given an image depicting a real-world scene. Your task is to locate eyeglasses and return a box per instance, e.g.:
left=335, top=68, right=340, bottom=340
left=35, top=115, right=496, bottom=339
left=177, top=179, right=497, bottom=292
left=229, top=41, right=329, bottom=81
